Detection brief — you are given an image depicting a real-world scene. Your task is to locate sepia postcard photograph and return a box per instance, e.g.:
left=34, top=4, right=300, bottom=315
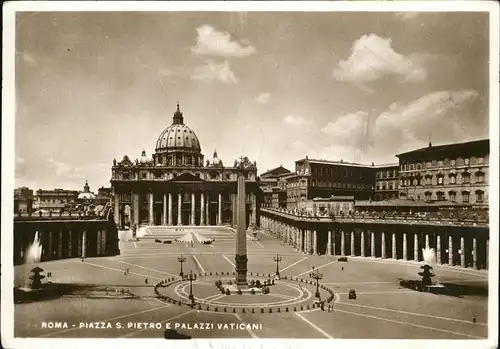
left=2, top=1, right=499, bottom=349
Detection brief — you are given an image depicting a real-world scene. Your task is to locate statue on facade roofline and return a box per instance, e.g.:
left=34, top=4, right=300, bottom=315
left=206, top=159, right=210, bottom=167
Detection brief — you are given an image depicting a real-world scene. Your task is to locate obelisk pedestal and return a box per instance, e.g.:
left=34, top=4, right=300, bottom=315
left=235, top=173, right=248, bottom=286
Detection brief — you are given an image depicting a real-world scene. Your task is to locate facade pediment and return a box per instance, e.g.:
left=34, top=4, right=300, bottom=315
left=168, top=172, right=204, bottom=183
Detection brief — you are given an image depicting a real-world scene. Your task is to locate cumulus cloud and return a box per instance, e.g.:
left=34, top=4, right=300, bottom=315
left=47, top=158, right=86, bottom=180
left=255, top=92, right=271, bottom=104
left=191, top=25, right=256, bottom=58
left=283, top=115, right=313, bottom=126
left=333, top=34, right=427, bottom=86
left=191, top=60, right=238, bottom=84
left=318, top=89, right=484, bottom=163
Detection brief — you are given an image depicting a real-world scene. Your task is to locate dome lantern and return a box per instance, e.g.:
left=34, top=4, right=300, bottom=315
left=173, top=102, right=184, bottom=125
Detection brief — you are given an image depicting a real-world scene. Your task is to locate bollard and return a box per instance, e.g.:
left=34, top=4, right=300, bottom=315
left=261, top=308, right=264, bottom=313
left=215, top=307, right=218, bottom=312
left=210, top=272, right=212, bottom=276
left=242, top=308, right=245, bottom=313
left=278, top=308, right=281, bottom=313
left=269, top=308, right=272, bottom=313
left=224, top=308, right=227, bottom=312
left=252, top=308, right=255, bottom=313
left=286, top=307, right=289, bottom=312
left=233, top=308, right=236, bottom=313
left=198, top=305, right=202, bottom=310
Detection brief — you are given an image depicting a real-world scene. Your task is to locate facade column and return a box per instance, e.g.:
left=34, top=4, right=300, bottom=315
left=381, top=232, right=386, bottom=259
left=162, top=194, right=167, bottom=225
left=313, top=230, right=317, bottom=255
left=148, top=192, right=154, bottom=226
left=200, top=191, right=205, bottom=225
left=436, top=235, right=441, bottom=264
left=82, top=230, right=87, bottom=258
left=132, top=192, right=139, bottom=227
left=473, top=237, right=478, bottom=269
left=168, top=193, right=173, bottom=225
left=114, top=193, right=120, bottom=228
left=392, top=233, right=397, bottom=259
left=341, top=231, right=345, bottom=256
left=371, top=231, right=375, bottom=257
left=327, top=231, right=332, bottom=255
left=332, top=231, right=336, bottom=256
left=460, top=236, right=465, bottom=267
left=448, top=235, right=453, bottom=266
left=191, top=192, right=196, bottom=225
left=350, top=231, right=355, bottom=256
left=177, top=192, right=182, bottom=226
left=205, top=193, right=210, bottom=225
left=403, top=233, right=408, bottom=260
left=425, top=234, right=430, bottom=250
left=414, top=233, right=419, bottom=261
left=58, top=230, right=63, bottom=258
left=102, top=229, right=107, bottom=256
left=361, top=231, right=365, bottom=257
left=218, top=192, right=223, bottom=225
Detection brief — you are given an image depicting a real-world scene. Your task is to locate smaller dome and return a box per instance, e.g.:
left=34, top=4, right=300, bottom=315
left=78, top=192, right=96, bottom=200
left=211, top=150, right=223, bottom=167
left=139, top=149, right=150, bottom=164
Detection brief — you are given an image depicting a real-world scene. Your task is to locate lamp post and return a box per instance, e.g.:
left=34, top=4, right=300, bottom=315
left=186, top=270, right=197, bottom=307
left=177, top=255, right=186, bottom=277
left=309, top=266, right=323, bottom=299
left=273, top=254, right=282, bottom=278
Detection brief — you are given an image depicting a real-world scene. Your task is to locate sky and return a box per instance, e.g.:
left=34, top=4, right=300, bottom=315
left=14, top=10, right=490, bottom=191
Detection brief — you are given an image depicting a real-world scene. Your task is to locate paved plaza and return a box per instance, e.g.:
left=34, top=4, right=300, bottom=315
left=14, top=229, right=488, bottom=339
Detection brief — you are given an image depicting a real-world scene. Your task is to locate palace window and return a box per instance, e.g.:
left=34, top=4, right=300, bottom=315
left=437, top=174, right=444, bottom=185
left=475, top=171, right=485, bottom=183
left=438, top=160, right=444, bottom=167
left=436, top=191, right=445, bottom=201
left=451, top=159, right=456, bottom=166
left=462, top=191, right=470, bottom=203
left=449, top=191, right=456, bottom=202
left=478, top=157, right=484, bottom=164
left=425, top=191, right=432, bottom=202
left=476, top=190, right=484, bottom=203
left=449, top=173, right=456, bottom=184
left=425, top=175, right=432, bottom=185
left=464, top=158, right=470, bottom=166
left=462, top=172, right=471, bottom=184
left=142, top=173, right=147, bottom=179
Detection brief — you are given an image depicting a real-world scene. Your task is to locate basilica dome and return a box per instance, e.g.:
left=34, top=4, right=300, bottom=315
left=155, top=104, right=202, bottom=154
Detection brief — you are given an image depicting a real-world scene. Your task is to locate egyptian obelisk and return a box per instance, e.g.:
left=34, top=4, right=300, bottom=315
left=235, top=167, right=248, bottom=286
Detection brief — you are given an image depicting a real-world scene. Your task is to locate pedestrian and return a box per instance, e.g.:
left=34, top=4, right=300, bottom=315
left=341, top=266, right=344, bottom=271
left=145, top=278, right=148, bottom=284
left=126, top=268, right=129, bottom=274
left=472, top=315, right=476, bottom=323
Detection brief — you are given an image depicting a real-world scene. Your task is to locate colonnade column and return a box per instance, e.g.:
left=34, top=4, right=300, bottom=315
left=436, top=235, right=441, bottom=264
left=371, top=231, right=375, bottom=257
left=205, top=193, right=209, bottom=225
left=381, top=232, right=386, bottom=259
left=82, top=230, right=87, bottom=258
left=300, top=230, right=304, bottom=252
left=460, top=237, right=465, bottom=268
left=68, top=230, right=73, bottom=258
left=414, top=234, right=419, bottom=261
left=473, top=237, right=478, bottom=269
left=332, top=231, right=336, bottom=256
left=102, top=228, right=107, bottom=256
left=191, top=192, right=196, bottom=225
left=327, top=231, right=332, bottom=256
left=162, top=194, right=167, bottom=225
left=58, top=230, right=63, bottom=258
left=313, top=231, right=317, bottom=255
left=350, top=231, right=355, bottom=257
left=403, top=233, right=407, bottom=261
left=96, top=230, right=101, bottom=256
left=341, top=231, right=345, bottom=256
left=200, top=191, right=205, bottom=225
left=448, top=235, right=453, bottom=266
left=148, top=192, right=154, bottom=226
left=251, top=194, right=256, bottom=228
left=168, top=193, right=173, bottom=225
left=361, top=231, right=365, bottom=257
left=48, top=231, right=53, bottom=259
left=177, top=192, right=182, bottom=226
left=218, top=193, right=222, bottom=226
left=392, top=233, right=396, bottom=259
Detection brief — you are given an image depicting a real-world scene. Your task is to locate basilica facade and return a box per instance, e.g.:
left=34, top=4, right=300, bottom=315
left=110, top=104, right=259, bottom=229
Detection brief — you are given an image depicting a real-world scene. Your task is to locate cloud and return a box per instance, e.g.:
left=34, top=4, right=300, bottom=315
left=20, top=52, right=36, bottom=65
left=191, top=60, right=238, bottom=84
left=191, top=25, right=256, bottom=58
left=283, top=115, right=313, bottom=126
left=47, top=158, right=86, bottom=180
left=255, top=92, right=271, bottom=104
left=333, top=34, right=427, bottom=85
left=317, top=89, right=483, bottom=163
left=291, top=140, right=305, bottom=149
left=394, top=12, right=420, bottom=20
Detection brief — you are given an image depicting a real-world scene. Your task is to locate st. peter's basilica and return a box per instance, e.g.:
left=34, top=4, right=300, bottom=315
left=110, top=104, right=260, bottom=229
